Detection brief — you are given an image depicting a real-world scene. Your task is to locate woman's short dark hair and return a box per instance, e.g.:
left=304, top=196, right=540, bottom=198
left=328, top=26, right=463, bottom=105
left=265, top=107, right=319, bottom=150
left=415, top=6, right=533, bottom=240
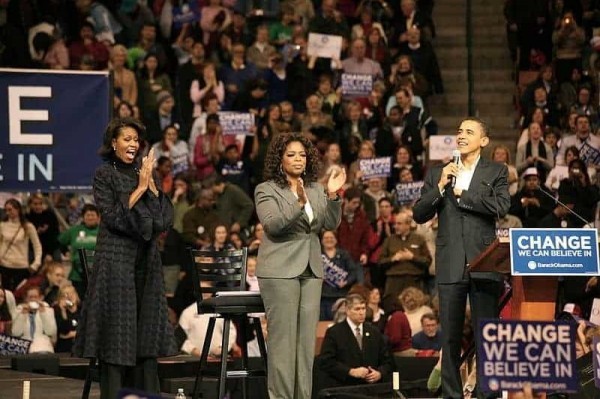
left=98, top=117, right=145, bottom=159
left=173, top=172, right=196, bottom=203
left=263, top=133, right=321, bottom=187
left=115, top=101, right=134, bottom=117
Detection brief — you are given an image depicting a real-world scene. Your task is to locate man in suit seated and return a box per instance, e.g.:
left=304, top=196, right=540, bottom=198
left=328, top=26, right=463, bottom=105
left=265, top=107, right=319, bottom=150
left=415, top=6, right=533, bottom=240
left=317, top=293, right=393, bottom=392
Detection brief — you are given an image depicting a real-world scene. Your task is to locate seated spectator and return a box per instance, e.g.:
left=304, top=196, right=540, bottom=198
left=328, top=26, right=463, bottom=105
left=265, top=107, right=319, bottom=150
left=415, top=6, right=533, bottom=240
left=365, top=26, right=391, bottom=77
left=182, top=188, right=223, bottom=248
left=491, top=145, right=519, bottom=197
left=352, top=6, right=387, bottom=43
left=68, top=21, right=109, bottom=70
left=363, top=178, right=390, bottom=223
left=570, top=86, right=599, bottom=130
left=12, top=286, right=56, bottom=353
left=115, top=100, right=140, bottom=120
left=39, top=262, right=67, bottom=307
left=74, top=0, right=122, bottom=45
left=379, top=211, right=431, bottom=313
left=398, top=27, right=444, bottom=94
left=202, top=224, right=235, bottom=252
left=320, top=230, right=364, bottom=321
left=151, top=124, right=189, bottom=176
left=269, top=4, right=295, bottom=47
left=389, top=55, right=430, bottom=100
left=193, top=114, right=223, bottom=180
left=537, top=188, right=579, bottom=228
left=209, top=176, right=254, bottom=234
left=57, top=204, right=99, bottom=300
left=545, top=145, right=596, bottom=191
left=179, top=282, right=238, bottom=357
left=340, top=101, right=377, bottom=159
left=319, top=294, right=392, bottom=390
left=128, top=22, right=168, bottom=71
left=556, top=115, right=600, bottom=165
left=217, top=144, right=252, bottom=195
left=190, top=62, right=225, bottom=118
left=520, top=65, right=559, bottom=114
left=517, top=106, right=547, bottom=148
left=509, top=168, right=555, bottom=228
left=145, top=90, right=180, bottom=145
left=320, top=143, right=347, bottom=187
left=552, top=12, right=585, bottom=84
left=337, top=188, right=374, bottom=267
left=280, top=101, right=302, bottom=132
left=515, top=122, right=554, bottom=183
left=0, top=288, right=17, bottom=334
left=366, top=285, right=386, bottom=332
left=0, top=199, right=42, bottom=292
left=308, top=0, right=350, bottom=38
left=342, top=37, right=384, bottom=80
left=521, top=87, right=560, bottom=129
left=347, top=140, right=376, bottom=186
left=155, top=157, right=173, bottom=195
left=557, top=159, right=600, bottom=227
left=54, top=285, right=80, bottom=353
left=246, top=256, right=259, bottom=292
left=558, top=68, right=593, bottom=112
left=247, top=25, right=277, bottom=70
left=221, top=43, right=259, bottom=110
left=396, top=90, right=426, bottom=162
left=246, top=223, right=264, bottom=256
left=384, top=301, right=413, bottom=356
left=137, top=53, right=173, bottom=123
left=392, top=0, right=433, bottom=46
left=110, top=45, right=138, bottom=107
left=412, top=312, right=441, bottom=352
left=188, top=96, right=221, bottom=160
left=300, top=95, right=335, bottom=147
left=398, top=287, right=433, bottom=336
left=27, top=193, right=60, bottom=262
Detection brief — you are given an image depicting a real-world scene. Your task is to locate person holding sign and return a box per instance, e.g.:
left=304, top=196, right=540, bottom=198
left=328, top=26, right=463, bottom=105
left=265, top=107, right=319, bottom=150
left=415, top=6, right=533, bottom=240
left=413, top=117, right=510, bottom=399
left=255, top=133, right=345, bottom=399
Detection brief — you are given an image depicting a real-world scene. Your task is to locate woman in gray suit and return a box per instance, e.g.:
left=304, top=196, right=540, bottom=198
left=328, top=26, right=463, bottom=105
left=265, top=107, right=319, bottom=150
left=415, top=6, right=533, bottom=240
left=255, top=133, right=346, bottom=399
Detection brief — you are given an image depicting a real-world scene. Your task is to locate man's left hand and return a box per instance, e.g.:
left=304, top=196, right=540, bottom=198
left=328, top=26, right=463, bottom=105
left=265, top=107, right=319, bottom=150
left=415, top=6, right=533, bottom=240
left=365, top=367, right=381, bottom=383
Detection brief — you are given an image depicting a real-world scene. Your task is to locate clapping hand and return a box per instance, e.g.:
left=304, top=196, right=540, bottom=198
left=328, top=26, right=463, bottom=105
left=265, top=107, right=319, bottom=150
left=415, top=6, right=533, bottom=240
left=327, top=166, right=346, bottom=196
left=297, top=178, right=308, bottom=207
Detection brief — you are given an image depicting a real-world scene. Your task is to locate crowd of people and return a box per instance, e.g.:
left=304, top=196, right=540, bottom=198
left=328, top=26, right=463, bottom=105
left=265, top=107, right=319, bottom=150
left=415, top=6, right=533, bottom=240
left=1, top=0, right=600, bottom=397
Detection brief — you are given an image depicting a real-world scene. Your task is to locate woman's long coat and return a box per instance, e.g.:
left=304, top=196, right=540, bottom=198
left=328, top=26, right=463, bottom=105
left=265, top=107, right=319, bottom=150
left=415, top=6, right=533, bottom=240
left=74, top=162, right=177, bottom=366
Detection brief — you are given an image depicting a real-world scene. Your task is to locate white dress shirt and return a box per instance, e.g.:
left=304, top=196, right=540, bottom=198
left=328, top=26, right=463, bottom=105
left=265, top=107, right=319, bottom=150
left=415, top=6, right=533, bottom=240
left=179, top=303, right=237, bottom=356
left=454, top=156, right=480, bottom=192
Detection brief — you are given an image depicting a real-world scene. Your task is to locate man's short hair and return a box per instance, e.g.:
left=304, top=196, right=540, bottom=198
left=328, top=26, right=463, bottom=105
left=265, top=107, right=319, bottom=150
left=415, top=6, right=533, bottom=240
left=344, top=187, right=363, bottom=201
left=345, top=293, right=366, bottom=309
left=421, top=312, right=439, bottom=324
left=460, top=116, right=490, bottom=138
left=576, top=114, right=590, bottom=125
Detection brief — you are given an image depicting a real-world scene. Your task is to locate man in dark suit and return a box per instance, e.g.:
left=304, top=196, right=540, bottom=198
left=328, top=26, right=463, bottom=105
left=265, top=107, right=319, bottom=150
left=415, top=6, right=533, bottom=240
left=318, top=294, right=392, bottom=392
left=413, top=117, right=510, bottom=399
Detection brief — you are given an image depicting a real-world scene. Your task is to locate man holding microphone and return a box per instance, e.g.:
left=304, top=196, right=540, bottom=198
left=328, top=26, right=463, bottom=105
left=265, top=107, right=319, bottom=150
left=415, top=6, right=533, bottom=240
left=413, top=117, right=510, bottom=398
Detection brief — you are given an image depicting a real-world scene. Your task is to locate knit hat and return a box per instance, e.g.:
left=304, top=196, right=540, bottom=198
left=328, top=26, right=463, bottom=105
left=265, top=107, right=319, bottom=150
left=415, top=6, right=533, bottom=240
left=156, top=90, right=173, bottom=107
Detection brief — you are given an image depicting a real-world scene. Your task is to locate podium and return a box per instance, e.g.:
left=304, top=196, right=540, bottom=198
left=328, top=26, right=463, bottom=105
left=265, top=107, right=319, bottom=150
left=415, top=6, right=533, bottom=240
left=468, top=238, right=558, bottom=321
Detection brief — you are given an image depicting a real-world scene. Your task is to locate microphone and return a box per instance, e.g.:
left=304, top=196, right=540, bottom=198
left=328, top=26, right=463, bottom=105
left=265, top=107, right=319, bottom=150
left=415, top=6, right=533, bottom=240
left=536, top=183, right=592, bottom=227
left=481, top=181, right=501, bottom=226
left=450, top=149, right=460, bottom=188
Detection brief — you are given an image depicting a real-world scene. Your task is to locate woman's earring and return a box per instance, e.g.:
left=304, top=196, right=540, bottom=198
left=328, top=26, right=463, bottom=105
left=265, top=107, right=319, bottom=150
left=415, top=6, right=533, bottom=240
left=302, top=169, right=306, bottom=177
left=279, top=165, right=283, bottom=175
left=113, top=146, right=116, bottom=151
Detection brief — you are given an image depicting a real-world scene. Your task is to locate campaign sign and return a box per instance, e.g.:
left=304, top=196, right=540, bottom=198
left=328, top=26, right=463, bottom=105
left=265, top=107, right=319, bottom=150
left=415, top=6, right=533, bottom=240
left=307, top=33, right=343, bottom=59
left=322, top=254, right=349, bottom=288
left=0, top=69, right=110, bottom=191
left=580, top=142, right=600, bottom=166
left=218, top=112, right=255, bottom=135
left=428, top=135, right=455, bottom=160
left=359, top=157, right=391, bottom=180
left=172, top=1, right=201, bottom=28
left=510, top=228, right=600, bottom=276
left=478, top=320, right=578, bottom=392
left=0, top=334, right=31, bottom=355
left=394, top=181, right=424, bottom=206
left=341, top=73, right=373, bottom=97
left=593, top=336, right=600, bottom=388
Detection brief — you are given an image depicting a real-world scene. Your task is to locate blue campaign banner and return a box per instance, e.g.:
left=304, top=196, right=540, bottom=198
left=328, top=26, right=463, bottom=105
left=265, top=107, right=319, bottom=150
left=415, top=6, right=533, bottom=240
left=0, top=69, right=110, bottom=191
left=510, top=228, right=600, bottom=276
left=478, top=319, right=578, bottom=393
left=0, top=333, right=31, bottom=355
left=172, top=1, right=201, bottom=28
left=341, top=73, right=373, bottom=97
left=218, top=111, right=255, bottom=135
left=359, top=157, right=391, bottom=180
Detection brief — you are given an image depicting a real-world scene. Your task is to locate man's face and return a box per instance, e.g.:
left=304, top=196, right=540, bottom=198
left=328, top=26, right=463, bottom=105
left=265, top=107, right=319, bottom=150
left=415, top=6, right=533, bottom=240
left=191, top=42, right=205, bottom=59
left=281, top=104, right=294, bottom=121
left=422, top=318, right=439, bottom=337
left=83, top=210, right=100, bottom=228
left=396, top=92, right=411, bottom=108
left=524, top=175, right=539, bottom=190
left=351, top=40, right=366, bottom=60
left=534, top=88, right=547, bottom=103
left=345, top=198, right=361, bottom=213
left=30, top=198, right=44, bottom=214
left=379, top=201, right=392, bottom=218
left=456, top=120, right=488, bottom=157
left=26, top=289, right=41, bottom=303
left=346, top=301, right=367, bottom=325
left=394, top=213, right=412, bottom=236
left=225, top=147, right=239, bottom=163
left=198, top=192, right=215, bottom=209
left=577, top=117, right=591, bottom=138
left=160, top=97, right=175, bottom=113
left=141, top=25, right=156, bottom=42
left=80, top=25, right=94, bottom=40
left=579, top=89, right=591, bottom=105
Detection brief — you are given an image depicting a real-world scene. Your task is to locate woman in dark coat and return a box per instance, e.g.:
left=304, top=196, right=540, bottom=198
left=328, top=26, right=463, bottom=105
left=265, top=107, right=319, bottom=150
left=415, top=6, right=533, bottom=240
left=74, top=117, right=177, bottom=399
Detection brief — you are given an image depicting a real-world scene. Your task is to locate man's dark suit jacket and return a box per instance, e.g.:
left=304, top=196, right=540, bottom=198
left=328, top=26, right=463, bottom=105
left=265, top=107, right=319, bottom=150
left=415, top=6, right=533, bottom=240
left=318, top=320, right=393, bottom=387
left=412, top=157, right=511, bottom=283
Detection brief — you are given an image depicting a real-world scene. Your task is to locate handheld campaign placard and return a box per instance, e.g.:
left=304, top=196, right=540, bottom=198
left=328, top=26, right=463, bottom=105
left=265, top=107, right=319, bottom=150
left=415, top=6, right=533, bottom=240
left=341, top=73, right=373, bottom=98
left=359, top=157, right=391, bottom=180
left=478, top=320, right=578, bottom=393
left=307, top=33, right=343, bottom=59
left=0, top=334, right=31, bottom=355
left=510, top=228, right=600, bottom=276
left=393, top=181, right=424, bottom=206
left=218, top=112, right=255, bottom=135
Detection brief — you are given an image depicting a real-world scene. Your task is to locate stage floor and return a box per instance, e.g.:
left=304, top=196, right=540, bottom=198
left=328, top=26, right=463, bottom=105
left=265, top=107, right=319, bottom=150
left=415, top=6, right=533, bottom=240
left=0, top=368, right=100, bottom=399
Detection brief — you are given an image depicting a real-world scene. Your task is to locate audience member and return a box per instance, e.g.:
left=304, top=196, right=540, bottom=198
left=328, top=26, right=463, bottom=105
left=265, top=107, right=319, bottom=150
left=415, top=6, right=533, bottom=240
left=12, top=286, right=56, bottom=353
left=412, top=312, right=442, bottom=351
left=54, top=285, right=80, bottom=353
